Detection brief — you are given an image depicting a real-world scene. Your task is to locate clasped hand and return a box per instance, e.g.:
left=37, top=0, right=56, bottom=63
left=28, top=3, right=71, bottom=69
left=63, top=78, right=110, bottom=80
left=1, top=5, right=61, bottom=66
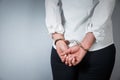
left=56, top=40, right=87, bottom=67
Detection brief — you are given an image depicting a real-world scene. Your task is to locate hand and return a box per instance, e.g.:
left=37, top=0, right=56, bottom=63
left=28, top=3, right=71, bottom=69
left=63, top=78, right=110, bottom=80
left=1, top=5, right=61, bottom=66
left=65, top=45, right=87, bottom=66
left=56, top=40, right=70, bottom=62
left=65, top=32, right=95, bottom=66
left=52, top=33, right=70, bottom=62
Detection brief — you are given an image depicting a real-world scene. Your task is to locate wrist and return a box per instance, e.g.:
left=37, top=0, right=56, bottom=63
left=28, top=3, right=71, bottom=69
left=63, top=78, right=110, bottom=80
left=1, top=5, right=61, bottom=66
left=80, top=40, right=91, bottom=51
left=52, top=32, right=64, bottom=40
left=67, top=40, right=88, bottom=51
left=54, top=39, right=64, bottom=45
left=78, top=42, right=88, bottom=52
left=80, top=32, right=95, bottom=50
left=54, top=38, right=69, bottom=46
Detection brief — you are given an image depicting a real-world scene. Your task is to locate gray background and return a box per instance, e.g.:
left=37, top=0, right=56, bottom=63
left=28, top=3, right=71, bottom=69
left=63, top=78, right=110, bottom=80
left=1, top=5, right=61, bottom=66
left=0, top=0, right=119, bottom=80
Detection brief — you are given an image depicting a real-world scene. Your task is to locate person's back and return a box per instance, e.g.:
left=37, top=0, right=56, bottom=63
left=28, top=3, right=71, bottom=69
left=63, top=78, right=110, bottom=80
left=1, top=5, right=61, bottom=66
left=45, top=0, right=116, bottom=80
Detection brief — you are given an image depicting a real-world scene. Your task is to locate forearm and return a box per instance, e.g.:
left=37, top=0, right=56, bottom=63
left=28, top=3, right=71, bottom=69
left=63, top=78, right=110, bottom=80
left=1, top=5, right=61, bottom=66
left=81, top=32, right=96, bottom=50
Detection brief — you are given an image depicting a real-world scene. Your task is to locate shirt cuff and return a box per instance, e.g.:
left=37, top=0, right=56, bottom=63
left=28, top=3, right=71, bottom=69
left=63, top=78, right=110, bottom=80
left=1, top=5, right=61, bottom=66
left=47, top=24, right=64, bottom=34
left=86, top=23, right=105, bottom=42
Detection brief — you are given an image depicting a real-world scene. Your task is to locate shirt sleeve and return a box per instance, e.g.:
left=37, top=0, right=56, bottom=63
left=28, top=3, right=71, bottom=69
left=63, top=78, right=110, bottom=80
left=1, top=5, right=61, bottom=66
left=45, top=0, right=64, bottom=34
left=86, top=0, right=115, bottom=42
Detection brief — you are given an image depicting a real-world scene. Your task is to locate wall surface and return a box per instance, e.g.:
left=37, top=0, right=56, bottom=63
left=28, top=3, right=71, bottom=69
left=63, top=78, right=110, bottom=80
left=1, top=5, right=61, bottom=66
left=0, top=0, right=52, bottom=80
left=111, top=0, right=120, bottom=80
left=0, top=0, right=119, bottom=80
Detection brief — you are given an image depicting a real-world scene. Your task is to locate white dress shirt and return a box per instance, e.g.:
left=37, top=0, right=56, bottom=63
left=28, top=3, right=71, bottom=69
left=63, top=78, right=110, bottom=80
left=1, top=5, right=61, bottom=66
left=45, top=0, right=116, bottom=51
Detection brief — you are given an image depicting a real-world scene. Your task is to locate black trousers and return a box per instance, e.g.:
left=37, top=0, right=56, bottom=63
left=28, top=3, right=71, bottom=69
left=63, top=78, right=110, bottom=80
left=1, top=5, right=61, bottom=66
left=51, top=44, right=116, bottom=80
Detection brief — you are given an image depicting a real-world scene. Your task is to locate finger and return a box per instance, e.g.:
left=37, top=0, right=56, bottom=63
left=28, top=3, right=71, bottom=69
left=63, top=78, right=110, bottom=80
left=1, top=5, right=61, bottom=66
left=61, top=49, right=71, bottom=56
left=65, top=56, right=69, bottom=65
left=71, top=57, right=76, bottom=66
left=61, top=54, right=67, bottom=62
left=60, top=51, right=67, bottom=56
left=68, top=55, right=73, bottom=67
left=73, top=57, right=81, bottom=66
left=66, top=54, right=70, bottom=66
left=58, top=51, right=68, bottom=62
